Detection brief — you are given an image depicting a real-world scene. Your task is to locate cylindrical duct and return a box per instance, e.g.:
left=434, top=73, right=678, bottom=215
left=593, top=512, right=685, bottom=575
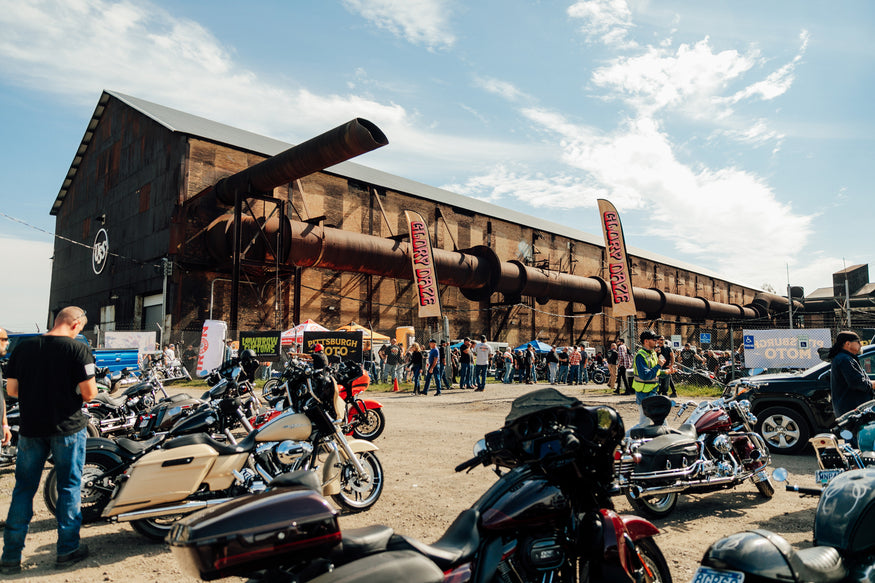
left=214, top=118, right=388, bottom=205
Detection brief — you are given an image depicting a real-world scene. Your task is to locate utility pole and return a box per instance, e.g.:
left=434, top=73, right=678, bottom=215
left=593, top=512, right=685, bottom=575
left=161, top=257, right=172, bottom=348
left=787, top=264, right=793, bottom=330
left=843, top=258, right=852, bottom=328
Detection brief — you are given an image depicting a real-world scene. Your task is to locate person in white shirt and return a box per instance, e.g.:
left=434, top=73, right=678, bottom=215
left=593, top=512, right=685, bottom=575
left=472, top=335, right=493, bottom=392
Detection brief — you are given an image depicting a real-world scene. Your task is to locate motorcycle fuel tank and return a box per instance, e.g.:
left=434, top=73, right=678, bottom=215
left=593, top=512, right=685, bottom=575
left=256, top=410, right=313, bottom=442
left=480, top=473, right=569, bottom=532
left=814, top=468, right=875, bottom=554
left=694, top=409, right=733, bottom=434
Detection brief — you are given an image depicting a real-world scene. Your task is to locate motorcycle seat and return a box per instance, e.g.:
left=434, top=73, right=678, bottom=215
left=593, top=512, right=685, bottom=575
left=92, top=392, right=128, bottom=408
left=334, top=525, right=396, bottom=562
left=754, top=529, right=847, bottom=583
left=387, top=508, right=480, bottom=570
left=629, top=423, right=697, bottom=440
left=163, top=430, right=258, bottom=455
left=115, top=435, right=163, bottom=456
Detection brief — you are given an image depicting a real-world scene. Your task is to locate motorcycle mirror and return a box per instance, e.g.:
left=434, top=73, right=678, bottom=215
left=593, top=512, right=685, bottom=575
left=839, top=429, right=854, bottom=441
left=772, top=467, right=788, bottom=483
left=473, top=438, right=487, bottom=457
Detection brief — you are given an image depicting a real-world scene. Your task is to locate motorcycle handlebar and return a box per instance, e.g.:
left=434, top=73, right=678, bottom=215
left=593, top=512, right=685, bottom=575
left=455, top=456, right=481, bottom=473
left=785, top=484, right=822, bottom=496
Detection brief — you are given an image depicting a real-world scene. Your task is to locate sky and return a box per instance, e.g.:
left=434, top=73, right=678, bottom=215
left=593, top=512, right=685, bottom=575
left=1, top=0, right=873, bottom=332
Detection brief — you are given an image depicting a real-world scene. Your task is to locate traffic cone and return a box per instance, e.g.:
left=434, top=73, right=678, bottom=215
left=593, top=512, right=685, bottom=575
left=393, top=378, right=399, bottom=392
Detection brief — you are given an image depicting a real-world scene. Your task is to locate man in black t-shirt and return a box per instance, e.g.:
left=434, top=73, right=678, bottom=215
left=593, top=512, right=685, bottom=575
left=657, top=336, right=677, bottom=397
left=2, top=307, right=97, bottom=573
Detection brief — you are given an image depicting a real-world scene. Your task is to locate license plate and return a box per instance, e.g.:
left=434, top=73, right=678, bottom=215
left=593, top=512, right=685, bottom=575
left=815, top=468, right=844, bottom=485
left=692, top=566, right=745, bottom=583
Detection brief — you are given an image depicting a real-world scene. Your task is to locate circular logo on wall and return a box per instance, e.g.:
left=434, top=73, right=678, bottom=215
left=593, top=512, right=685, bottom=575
left=92, top=228, right=109, bottom=274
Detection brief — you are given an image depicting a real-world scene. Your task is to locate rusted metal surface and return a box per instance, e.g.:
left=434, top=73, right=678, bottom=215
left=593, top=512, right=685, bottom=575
left=213, top=118, right=388, bottom=205
left=204, top=214, right=784, bottom=320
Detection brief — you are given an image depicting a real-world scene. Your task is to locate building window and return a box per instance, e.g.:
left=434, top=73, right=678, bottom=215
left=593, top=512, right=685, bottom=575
left=100, top=305, right=116, bottom=331
left=142, top=293, right=163, bottom=334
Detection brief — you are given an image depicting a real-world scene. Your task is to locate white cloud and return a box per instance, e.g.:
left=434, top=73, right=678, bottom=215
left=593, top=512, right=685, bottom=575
left=0, top=0, right=526, bottom=176
left=567, top=0, right=637, bottom=49
left=0, top=236, right=52, bottom=332
left=474, top=77, right=529, bottom=102
left=342, top=0, right=456, bottom=50
left=591, top=38, right=758, bottom=118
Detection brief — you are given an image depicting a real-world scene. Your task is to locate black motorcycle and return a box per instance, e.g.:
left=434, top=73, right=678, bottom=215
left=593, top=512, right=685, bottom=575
left=169, top=387, right=673, bottom=582
left=694, top=467, right=875, bottom=583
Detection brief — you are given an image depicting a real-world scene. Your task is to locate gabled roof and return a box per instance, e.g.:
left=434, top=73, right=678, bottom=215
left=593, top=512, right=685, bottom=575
left=53, top=89, right=743, bottom=285
left=853, top=283, right=875, bottom=297
left=806, top=286, right=836, bottom=300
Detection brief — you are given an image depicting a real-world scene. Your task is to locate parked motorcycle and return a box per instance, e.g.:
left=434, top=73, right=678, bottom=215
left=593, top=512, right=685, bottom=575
left=169, top=387, right=672, bottom=583
left=587, top=361, right=610, bottom=384
left=807, top=399, right=875, bottom=487
left=43, top=358, right=383, bottom=541
left=613, top=395, right=773, bottom=518
left=95, top=366, right=140, bottom=393
left=693, top=467, right=875, bottom=583
left=673, top=364, right=719, bottom=387
left=261, top=359, right=385, bottom=441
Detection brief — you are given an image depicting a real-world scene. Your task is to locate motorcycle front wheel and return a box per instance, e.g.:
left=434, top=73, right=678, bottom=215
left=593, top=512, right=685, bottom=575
left=625, top=491, right=679, bottom=519
left=351, top=407, right=385, bottom=440
left=635, top=538, right=673, bottom=583
left=332, top=451, right=384, bottom=512
left=754, top=476, right=775, bottom=498
left=44, top=455, right=117, bottom=523
left=592, top=370, right=607, bottom=384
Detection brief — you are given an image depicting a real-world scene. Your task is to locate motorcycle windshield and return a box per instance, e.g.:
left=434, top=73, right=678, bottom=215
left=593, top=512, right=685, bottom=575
left=505, top=388, right=580, bottom=425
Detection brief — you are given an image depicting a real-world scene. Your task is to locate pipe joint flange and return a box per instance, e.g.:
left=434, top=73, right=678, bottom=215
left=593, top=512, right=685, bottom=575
left=458, top=245, right=501, bottom=302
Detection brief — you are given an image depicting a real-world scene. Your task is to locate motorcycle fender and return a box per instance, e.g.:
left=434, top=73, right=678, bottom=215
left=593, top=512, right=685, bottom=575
left=85, top=437, right=133, bottom=463
left=322, top=450, right=341, bottom=495
left=346, top=399, right=383, bottom=423
left=618, top=514, right=660, bottom=541
left=321, top=440, right=379, bottom=495
left=102, top=443, right=219, bottom=517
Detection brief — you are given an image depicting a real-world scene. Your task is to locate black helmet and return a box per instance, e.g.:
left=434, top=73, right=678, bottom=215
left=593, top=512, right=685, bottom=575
left=639, top=330, right=658, bottom=342
left=240, top=349, right=257, bottom=362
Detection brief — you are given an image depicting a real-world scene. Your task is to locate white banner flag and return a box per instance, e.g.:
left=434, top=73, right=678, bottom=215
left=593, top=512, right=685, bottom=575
left=196, top=319, right=227, bottom=377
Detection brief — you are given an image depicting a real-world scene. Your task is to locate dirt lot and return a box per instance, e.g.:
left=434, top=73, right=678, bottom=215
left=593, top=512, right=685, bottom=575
left=0, top=382, right=821, bottom=582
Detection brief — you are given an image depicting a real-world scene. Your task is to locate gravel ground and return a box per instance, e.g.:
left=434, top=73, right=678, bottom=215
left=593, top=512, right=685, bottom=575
left=0, top=381, right=821, bottom=582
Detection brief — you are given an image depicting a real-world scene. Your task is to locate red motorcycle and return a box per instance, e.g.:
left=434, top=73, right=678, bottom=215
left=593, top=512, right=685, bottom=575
left=614, top=395, right=773, bottom=518
left=256, top=360, right=385, bottom=440
left=169, top=388, right=672, bottom=582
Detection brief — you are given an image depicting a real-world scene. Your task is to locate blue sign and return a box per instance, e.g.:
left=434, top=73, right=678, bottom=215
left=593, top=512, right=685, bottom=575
left=743, top=335, right=755, bottom=349
left=700, top=333, right=712, bottom=344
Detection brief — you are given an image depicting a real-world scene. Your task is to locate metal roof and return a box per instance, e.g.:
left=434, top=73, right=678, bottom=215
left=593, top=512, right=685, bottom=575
left=53, top=89, right=747, bottom=286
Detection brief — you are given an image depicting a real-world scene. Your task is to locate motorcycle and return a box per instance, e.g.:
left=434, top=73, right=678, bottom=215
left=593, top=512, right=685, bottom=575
left=42, top=359, right=383, bottom=541
left=587, top=361, right=610, bottom=385
left=168, top=387, right=673, bottom=583
left=95, top=366, right=140, bottom=393
left=261, top=360, right=385, bottom=441
left=613, top=395, right=773, bottom=518
left=807, top=399, right=875, bottom=487
left=693, top=467, right=875, bottom=583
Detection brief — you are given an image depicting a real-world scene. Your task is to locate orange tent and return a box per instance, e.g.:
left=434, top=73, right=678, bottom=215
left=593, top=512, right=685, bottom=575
left=334, top=322, right=391, bottom=343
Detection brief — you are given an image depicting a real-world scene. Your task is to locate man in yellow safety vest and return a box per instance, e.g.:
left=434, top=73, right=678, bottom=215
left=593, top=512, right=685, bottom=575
left=632, top=330, right=676, bottom=425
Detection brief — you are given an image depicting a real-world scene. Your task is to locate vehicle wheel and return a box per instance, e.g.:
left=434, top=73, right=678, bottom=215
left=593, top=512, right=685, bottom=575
left=625, top=491, right=679, bottom=519
left=634, top=537, right=673, bottom=583
left=44, top=455, right=117, bottom=523
left=351, top=407, right=385, bottom=441
left=756, top=406, right=810, bottom=455
left=592, top=371, right=607, bottom=385
left=332, top=451, right=383, bottom=512
left=754, top=477, right=775, bottom=498
left=130, top=514, right=188, bottom=542
left=262, top=378, right=280, bottom=401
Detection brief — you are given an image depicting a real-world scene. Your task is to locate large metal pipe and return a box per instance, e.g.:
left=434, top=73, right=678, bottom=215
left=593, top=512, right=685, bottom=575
left=206, top=215, right=777, bottom=321
left=214, top=118, right=388, bottom=205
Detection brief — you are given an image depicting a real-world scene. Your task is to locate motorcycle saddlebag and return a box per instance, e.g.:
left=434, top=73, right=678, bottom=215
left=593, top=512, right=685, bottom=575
left=634, top=434, right=699, bottom=474
left=168, top=484, right=340, bottom=580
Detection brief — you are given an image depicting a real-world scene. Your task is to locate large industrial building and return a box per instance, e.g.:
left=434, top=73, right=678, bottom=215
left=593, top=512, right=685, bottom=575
left=47, top=90, right=790, bottom=354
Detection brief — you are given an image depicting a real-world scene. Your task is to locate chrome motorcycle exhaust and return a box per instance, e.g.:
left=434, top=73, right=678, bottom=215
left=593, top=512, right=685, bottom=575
left=629, top=473, right=753, bottom=497
left=114, top=498, right=233, bottom=522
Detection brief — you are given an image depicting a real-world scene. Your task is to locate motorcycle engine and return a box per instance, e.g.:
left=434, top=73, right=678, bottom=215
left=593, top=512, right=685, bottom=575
left=275, top=440, right=313, bottom=466
left=498, top=536, right=565, bottom=583
left=711, top=434, right=733, bottom=455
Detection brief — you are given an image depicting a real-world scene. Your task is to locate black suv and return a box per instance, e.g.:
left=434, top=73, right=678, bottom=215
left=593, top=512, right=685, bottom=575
left=723, top=344, right=875, bottom=454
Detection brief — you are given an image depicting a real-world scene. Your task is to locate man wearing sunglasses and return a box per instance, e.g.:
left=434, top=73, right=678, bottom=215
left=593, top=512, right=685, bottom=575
left=1, top=307, right=98, bottom=573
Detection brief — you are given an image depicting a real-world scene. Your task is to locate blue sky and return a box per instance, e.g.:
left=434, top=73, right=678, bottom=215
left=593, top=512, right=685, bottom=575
left=1, top=0, right=873, bottom=332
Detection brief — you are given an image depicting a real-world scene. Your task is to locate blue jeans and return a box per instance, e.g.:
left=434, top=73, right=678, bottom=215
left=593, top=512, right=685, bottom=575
left=558, top=364, right=568, bottom=383
left=459, top=362, right=472, bottom=388
left=3, top=428, right=87, bottom=562
left=569, top=364, right=580, bottom=383
left=411, top=365, right=422, bottom=393
left=424, top=366, right=443, bottom=394
left=473, top=364, right=488, bottom=390
left=503, top=363, right=514, bottom=383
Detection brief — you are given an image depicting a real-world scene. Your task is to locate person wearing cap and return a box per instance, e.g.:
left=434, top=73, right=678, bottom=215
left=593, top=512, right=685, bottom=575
left=656, top=336, right=677, bottom=398
left=827, top=331, right=875, bottom=417
left=473, top=335, right=492, bottom=392
left=311, top=343, right=328, bottom=370
left=632, top=330, right=675, bottom=425
left=458, top=338, right=473, bottom=390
